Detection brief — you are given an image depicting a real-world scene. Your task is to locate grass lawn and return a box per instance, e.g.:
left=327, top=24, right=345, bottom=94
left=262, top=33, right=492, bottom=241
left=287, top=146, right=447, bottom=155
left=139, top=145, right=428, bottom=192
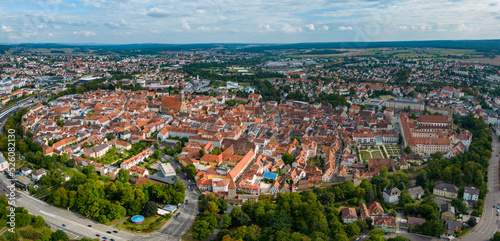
left=371, top=151, right=383, bottom=159
left=360, top=151, right=371, bottom=160
left=115, top=215, right=169, bottom=234
left=93, top=147, right=124, bottom=165
left=182, top=228, right=198, bottom=241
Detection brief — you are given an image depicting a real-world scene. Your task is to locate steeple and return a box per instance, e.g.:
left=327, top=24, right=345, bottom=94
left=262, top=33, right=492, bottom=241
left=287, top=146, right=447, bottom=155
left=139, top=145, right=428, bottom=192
left=179, top=83, right=187, bottom=113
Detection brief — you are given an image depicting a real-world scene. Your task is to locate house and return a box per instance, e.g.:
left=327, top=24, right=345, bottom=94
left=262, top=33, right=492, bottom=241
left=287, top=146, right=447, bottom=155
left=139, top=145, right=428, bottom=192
left=0, top=155, right=8, bottom=172
left=21, top=167, right=32, bottom=176
left=445, top=220, right=462, bottom=236
left=463, top=187, right=480, bottom=202
left=406, top=186, right=425, bottom=200
left=407, top=217, right=425, bottom=231
left=383, top=187, right=401, bottom=204
left=441, top=203, right=455, bottom=221
left=85, top=143, right=110, bottom=158
left=31, top=168, right=47, bottom=181
left=433, top=181, right=458, bottom=199
left=373, top=216, right=396, bottom=233
left=341, top=208, right=358, bottom=224
left=367, top=202, right=385, bottom=216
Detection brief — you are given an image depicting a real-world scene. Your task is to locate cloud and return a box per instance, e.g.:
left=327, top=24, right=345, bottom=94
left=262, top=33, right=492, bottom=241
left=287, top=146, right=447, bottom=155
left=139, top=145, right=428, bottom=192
left=281, top=23, right=302, bottom=33
left=1, top=25, right=13, bottom=32
left=490, top=3, right=497, bottom=6
left=151, top=29, right=161, bottom=34
left=322, top=25, right=329, bottom=31
left=258, top=24, right=274, bottom=32
left=457, top=23, right=474, bottom=32
left=305, top=24, right=315, bottom=31
left=197, top=26, right=221, bottom=32
left=73, top=31, right=96, bottom=36
left=338, top=26, right=353, bottom=31
left=399, top=26, right=408, bottom=30
left=36, top=25, right=47, bottom=29
left=147, top=7, right=169, bottom=18
left=105, top=19, right=128, bottom=28
left=182, top=21, right=191, bottom=30
left=48, top=33, right=54, bottom=37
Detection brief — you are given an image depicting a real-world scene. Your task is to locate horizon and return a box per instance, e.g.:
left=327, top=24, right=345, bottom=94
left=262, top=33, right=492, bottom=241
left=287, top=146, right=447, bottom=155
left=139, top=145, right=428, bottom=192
left=2, top=38, right=500, bottom=47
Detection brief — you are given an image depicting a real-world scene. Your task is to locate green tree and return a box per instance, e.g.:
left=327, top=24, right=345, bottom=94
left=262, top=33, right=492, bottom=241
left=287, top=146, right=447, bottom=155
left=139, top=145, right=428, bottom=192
left=398, top=191, right=414, bottom=206
left=21, top=227, right=36, bottom=239
left=282, top=153, right=295, bottom=164
left=34, top=215, right=46, bottom=228
left=388, top=236, right=411, bottom=241
left=404, top=145, right=412, bottom=154
left=185, top=164, right=197, bottom=179
left=51, top=229, right=69, bottom=241
left=369, top=229, right=386, bottom=241
left=192, top=220, right=211, bottom=240
left=142, top=201, right=157, bottom=217
left=39, top=228, right=53, bottom=241
left=211, top=146, right=221, bottom=155
left=204, top=201, right=220, bottom=214
left=118, top=169, right=130, bottom=183
left=222, top=215, right=232, bottom=228
left=492, top=232, right=500, bottom=241
left=345, top=222, right=361, bottom=237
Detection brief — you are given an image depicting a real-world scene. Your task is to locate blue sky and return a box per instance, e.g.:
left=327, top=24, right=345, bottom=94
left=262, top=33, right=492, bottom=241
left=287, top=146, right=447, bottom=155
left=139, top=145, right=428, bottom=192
left=0, top=0, right=499, bottom=44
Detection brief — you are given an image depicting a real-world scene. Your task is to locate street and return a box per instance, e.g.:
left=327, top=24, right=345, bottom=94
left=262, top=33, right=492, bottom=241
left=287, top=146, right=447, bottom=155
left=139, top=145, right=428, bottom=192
left=458, top=133, right=500, bottom=241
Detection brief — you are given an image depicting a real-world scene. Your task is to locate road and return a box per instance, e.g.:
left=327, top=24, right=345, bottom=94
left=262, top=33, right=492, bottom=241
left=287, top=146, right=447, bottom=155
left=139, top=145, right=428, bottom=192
left=459, top=133, right=500, bottom=241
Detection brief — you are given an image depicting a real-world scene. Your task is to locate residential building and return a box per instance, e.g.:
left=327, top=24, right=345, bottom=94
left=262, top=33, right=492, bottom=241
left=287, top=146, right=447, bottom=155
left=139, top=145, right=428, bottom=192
left=383, top=187, right=401, bottom=204
left=433, top=181, right=458, bottom=199
left=463, top=187, right=480, bottom=202
left=341, top=208, right=358, bottom=224
left=373, top=216, right=396, bottom=233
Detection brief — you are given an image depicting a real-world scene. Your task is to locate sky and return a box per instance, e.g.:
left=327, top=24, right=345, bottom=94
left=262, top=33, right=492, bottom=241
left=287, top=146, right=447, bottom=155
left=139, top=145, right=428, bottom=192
left=0, top=0, right=499, bottom=44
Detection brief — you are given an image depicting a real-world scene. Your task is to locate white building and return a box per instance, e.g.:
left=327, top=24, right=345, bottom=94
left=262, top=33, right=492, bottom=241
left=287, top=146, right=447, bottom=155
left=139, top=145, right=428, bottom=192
left=463, top=187, right=480, bottom=202
left=383, top=187, right=401, bottom=204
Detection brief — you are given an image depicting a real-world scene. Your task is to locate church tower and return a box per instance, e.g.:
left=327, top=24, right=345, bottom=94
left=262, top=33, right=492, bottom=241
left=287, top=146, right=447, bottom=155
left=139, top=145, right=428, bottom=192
left=179, top=84, right=187, bottom=113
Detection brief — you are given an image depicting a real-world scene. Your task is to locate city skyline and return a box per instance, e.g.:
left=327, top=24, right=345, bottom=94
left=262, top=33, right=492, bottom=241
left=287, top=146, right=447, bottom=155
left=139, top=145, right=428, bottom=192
left=1, top=0, right=499, bottom=44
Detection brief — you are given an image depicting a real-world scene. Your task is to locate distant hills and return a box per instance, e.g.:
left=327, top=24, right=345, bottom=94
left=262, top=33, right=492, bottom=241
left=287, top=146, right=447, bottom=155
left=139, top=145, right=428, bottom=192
left=2, top=39, right=500, bottom=53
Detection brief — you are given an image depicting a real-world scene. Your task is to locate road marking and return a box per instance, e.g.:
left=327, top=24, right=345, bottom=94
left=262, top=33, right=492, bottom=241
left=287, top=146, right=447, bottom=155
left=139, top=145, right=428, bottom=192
left=40, top=210, right=56, bottom=217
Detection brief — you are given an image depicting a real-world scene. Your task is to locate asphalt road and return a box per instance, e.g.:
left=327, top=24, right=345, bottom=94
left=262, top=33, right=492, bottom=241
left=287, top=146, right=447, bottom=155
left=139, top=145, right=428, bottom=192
left=458, top=133, right=500, bottom=241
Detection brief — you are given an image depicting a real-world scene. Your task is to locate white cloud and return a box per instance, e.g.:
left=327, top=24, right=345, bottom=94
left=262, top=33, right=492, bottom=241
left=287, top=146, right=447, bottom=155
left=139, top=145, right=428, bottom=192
left=338, top=26, right=353, bottom=31
left=73, top=31, right=96, bottom=36
left=281, top=23, right=302, bottom=33
left=399, top=26, right=408, bottom=30
left=1, top=25, right=13, bottom=32
left=258, top=24, right=274, bottom=32
left=322, top=25, right=329, bottom=31
left=54, top=25, right=62, bottom=29
left=151, top=29, right=161, bottom=34
left=305, top=24, right=315, bottom=31
left=147, top=7, right=169, bottom=18
left=36, top=25, right=47, bottom=29
left=457, top=24, right=475, bottom=32
left=197, top=26, right=221, bottom=32
left=182, top=21, right=191, bottom=30
left=48, top=33, right=54, bottom=37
